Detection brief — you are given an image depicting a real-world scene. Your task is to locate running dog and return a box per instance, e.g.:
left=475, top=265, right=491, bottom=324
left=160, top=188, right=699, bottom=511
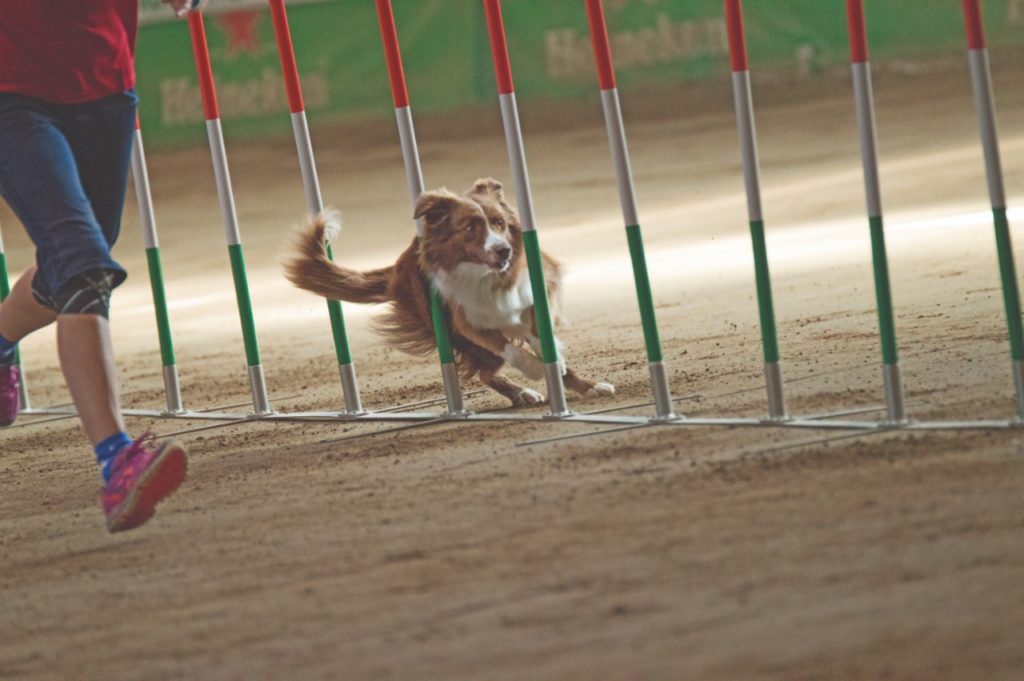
left=284, top=178, right=614, bottom=407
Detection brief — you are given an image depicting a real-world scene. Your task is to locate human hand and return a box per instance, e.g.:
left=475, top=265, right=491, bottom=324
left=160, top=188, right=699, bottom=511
left=162, top=0, right=209, bottom=18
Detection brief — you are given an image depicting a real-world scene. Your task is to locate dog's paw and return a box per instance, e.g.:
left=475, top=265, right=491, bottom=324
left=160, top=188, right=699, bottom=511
left=586, top=382, right=616, bottom=398
left=512, top=388, right=545, bottom=407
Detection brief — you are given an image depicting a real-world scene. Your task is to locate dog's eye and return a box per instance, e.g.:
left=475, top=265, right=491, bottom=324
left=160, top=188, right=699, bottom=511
left=493, top=218, right=504, bottom=228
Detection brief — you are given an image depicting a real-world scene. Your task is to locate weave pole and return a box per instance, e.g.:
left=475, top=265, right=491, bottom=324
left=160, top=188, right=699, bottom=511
left=188, top=12, right=272, bottom=415
left=482, top=0, right=570, bottom=417
left=131, top=116, right=184, bottom=413
left=961, top=0, right=1024, bottom=420
left=375, top=0, right=466, bottom=415
left=584, top=0, right=676, bottom=421
left=845, top=0, right=907, bottom=423
left=0, top=222, right=29, bottom=411
left=723, top=0, right=787, bottom=420
left=268, top=0, right=363, bottom=414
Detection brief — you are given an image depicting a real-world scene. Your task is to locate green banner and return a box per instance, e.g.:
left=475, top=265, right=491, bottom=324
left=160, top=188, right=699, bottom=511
left=499, top=0, right=728, bottom=100
left=136, top=0, right=477, bottom=145
left=498, top=0, right=1023, bottom=99
left=135, top=0, right=1024, bottom=147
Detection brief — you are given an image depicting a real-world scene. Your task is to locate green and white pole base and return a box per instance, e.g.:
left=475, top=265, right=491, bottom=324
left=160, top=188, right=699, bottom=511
left=190, top=12, right=272, bottom=415
left=586, top=0, right=676, bottom=420
left=486, top=0, right=570, bottom=417
left=725, top=1, right=787, bottom=421
left=599, top=89, right=675, bottom=420
left=731, top=76, right=787, bottom=421
left=963, top=1, right=1024, bottom=420
left=847, top=2, right=907, bottom=423
left=205, top=118, right=272, bottom=415
left=270, top=0, right=363, bottom=414
left=0, top=225, right=29, bottom=411
left=288, top=109, right=363, bottom=414
left=377, top=0, right=466, bottom=416
left=131, top=124, right=184, bottom=414
left=394, top=106, right=466, bottom=415
left=496, top=92, right=570, bottom=417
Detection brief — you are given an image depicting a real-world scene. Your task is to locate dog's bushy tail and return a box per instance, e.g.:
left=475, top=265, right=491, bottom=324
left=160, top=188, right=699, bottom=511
left=284, top=211, right=392, bottom=305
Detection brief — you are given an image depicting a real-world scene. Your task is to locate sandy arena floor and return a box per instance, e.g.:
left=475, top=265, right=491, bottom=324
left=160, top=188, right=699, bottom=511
left=2, top=56, right=1024, bottom=680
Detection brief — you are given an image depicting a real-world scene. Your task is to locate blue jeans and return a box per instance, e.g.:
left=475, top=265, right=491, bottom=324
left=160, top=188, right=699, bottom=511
left=0, top=90, right=136, bottom=307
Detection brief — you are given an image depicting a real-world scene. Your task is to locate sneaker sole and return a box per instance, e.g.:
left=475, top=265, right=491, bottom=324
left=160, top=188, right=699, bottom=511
left=107, top=442, right=187, bottom=533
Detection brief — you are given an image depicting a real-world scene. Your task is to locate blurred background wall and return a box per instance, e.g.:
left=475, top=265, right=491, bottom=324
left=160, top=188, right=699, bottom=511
left=135, top=0, right=1024, bottom=147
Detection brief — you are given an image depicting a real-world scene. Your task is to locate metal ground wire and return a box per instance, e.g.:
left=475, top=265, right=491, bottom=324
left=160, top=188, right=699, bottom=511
left=10, top=356, right=1023, bottom=448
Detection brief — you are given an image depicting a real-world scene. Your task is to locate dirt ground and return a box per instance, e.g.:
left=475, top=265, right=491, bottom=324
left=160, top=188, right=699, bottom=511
left=3, top=54, right=1024, bottom=680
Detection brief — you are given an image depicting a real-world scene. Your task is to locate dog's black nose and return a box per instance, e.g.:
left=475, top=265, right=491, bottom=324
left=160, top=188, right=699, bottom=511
left=495, top=245, right=511, bottom=261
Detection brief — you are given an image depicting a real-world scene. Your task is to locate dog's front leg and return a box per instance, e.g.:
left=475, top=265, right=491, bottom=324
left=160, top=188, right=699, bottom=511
left=451, top=308, right=544, bottom=380
left=450, top=308, right=545, bottom=407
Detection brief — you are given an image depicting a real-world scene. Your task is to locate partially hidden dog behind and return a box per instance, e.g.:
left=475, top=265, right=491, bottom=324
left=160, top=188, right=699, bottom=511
left=284, top=178, right=614, bottom=407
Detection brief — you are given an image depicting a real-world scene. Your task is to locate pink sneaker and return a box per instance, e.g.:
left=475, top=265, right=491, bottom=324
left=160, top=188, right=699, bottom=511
left=102, top=434, right=187, bottom=533
left=0, top=364, right=19, bottom=427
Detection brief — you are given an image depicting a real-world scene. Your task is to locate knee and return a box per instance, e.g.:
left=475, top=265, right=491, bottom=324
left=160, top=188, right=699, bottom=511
left=51, top=270, right=116, bottom=318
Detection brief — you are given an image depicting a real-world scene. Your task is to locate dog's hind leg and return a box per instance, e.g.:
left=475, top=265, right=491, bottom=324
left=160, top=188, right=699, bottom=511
left=563, top=367, right=616, bottom=399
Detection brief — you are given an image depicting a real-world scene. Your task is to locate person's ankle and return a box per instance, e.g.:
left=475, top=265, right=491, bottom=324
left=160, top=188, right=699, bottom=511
left=95, top=432, right=132, bottom=482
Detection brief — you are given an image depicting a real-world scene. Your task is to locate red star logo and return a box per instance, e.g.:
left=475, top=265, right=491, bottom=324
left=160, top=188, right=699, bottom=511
left=217, top=10, right=262, bottom=57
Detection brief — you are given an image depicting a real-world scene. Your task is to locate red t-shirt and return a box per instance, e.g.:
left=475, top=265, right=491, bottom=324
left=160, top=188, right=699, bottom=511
left=0, top=0, right=139, bottom=103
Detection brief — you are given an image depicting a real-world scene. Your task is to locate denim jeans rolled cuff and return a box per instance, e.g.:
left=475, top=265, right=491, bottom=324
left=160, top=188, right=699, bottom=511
left=0, top=89, right=136, bottom=310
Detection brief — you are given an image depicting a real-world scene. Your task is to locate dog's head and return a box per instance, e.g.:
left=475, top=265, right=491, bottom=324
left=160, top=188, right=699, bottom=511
left=414, top=178, right=523, bottom=277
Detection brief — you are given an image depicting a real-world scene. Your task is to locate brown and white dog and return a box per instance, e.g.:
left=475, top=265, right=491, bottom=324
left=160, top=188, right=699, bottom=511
left=284, top=178, right=614, bottom=407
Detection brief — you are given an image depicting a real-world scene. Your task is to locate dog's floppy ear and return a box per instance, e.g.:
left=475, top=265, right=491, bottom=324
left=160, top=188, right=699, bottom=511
left=470, top=177, right=504, bottom=200
left=414, top=189, right=460, bottom=226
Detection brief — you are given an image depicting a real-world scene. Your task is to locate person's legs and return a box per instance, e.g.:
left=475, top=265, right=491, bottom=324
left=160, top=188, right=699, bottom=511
left=0, top=92, right=185, bottom=530
left=45, top=255, right=187, bottom=533
left=0, top=93, right=128, bottom=433
left=45, top=93, right=136, bottom=449
left=57, top=314, right=125, bottom=446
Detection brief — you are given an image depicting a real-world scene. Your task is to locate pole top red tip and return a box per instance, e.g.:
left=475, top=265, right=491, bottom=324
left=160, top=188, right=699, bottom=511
left=846, top=0, right=870, bottom=63
left=724, top=0, right=749, bottom=72
left=484, top=0, right=515, bottom=94
left=962, top=0, right=986, bottom=49
left=586, top=0, right=617, bottom=90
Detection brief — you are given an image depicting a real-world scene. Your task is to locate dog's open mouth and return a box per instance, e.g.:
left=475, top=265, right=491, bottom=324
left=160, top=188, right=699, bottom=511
left=491, top=259, right=511, bottom=273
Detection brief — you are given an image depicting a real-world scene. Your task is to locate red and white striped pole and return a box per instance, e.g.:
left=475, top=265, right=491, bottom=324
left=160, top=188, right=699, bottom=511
left=375, top=0, right=466, bottom=416
left=268, top=0, right=363, bottom=414
left=483, top=0, right=570, bottom=417
left=845, top=0, right=907, bottom=423
left=724, top=0, right=787, bottom=421
left=961, top=0, right=1024, bottom=419
left=188, top=12, right=271, bottom=415
left=585, top=0, right=675, bottom=421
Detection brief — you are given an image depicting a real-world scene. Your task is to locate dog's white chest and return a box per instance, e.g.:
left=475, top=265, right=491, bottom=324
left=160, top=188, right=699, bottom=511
left=433, top=263, right=533, bottom=332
